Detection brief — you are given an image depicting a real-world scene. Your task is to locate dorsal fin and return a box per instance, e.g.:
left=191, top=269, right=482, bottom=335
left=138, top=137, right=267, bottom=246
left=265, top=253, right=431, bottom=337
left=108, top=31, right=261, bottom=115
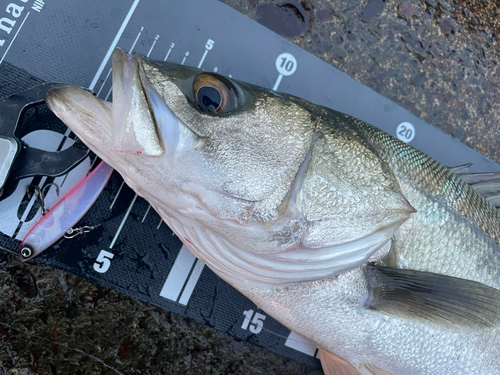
left=450, top=164, right=500, bottom=208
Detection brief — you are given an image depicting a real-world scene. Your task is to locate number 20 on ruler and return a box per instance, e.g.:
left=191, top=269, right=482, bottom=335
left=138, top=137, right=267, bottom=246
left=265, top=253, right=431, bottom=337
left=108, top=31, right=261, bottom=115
left=241, top=309, right=266, bottom=334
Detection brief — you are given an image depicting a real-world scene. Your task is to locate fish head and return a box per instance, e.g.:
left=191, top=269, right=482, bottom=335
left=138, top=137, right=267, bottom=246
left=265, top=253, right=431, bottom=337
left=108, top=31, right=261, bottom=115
left=46, top=48, right=414, bottom=287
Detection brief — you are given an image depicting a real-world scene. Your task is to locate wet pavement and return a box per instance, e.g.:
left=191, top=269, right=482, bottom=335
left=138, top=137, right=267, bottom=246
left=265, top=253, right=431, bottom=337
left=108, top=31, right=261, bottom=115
left=226, top=0, right=500, bottom=163
left=2, top=0, right=500, bottom=374
left=0, top=252, right=318, bottom=374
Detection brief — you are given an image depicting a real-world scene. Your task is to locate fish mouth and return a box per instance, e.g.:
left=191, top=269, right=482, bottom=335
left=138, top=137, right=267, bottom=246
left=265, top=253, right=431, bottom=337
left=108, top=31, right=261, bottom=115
left=45, top=48, right=197, bottom=179
left=112, top=48, right=195, bottom=158
left=45, top=85, right=114, bottom=160
left=44, top=49, right=174, bottom=164
left=111, top=48, right=165, bottom=157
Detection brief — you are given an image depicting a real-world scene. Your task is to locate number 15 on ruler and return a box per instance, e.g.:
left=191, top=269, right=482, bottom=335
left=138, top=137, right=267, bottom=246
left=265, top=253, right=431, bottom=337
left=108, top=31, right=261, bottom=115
left=241, top=309, right=266, bottom=334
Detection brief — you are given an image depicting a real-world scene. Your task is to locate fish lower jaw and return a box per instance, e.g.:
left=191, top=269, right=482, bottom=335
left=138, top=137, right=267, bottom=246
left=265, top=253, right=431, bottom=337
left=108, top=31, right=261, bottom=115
left=157, top=205, right=400, bottom=289
left=111, top=48, right=197, bottom=158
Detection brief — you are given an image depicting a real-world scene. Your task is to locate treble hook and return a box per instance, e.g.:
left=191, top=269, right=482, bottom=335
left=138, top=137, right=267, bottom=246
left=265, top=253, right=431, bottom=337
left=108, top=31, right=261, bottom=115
left=41, top=182, right=60, bottom=198
left=26, top=182, right=60, bottom=215
left=64, top=225, right=100, bottom=239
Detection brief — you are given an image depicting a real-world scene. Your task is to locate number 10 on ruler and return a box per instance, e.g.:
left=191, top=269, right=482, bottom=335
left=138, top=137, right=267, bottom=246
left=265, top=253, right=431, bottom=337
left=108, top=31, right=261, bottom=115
left=273, top=52, right=297, bottom=91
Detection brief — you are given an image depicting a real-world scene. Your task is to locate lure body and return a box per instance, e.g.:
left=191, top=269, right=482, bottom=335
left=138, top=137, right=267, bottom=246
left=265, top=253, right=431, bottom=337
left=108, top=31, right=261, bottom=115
left=19, top=161, right=113, bottom=261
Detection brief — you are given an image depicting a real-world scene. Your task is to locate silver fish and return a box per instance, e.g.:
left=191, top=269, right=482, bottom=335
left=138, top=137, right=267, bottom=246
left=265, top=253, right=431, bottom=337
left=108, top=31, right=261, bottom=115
left=45, top=48, right=500, bottom=375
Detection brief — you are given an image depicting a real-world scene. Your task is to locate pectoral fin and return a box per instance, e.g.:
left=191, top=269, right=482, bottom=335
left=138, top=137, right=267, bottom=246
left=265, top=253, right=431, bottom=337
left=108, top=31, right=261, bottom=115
left=358, top=364, right=395, bottom=375
left=318, top=349, right=362, bottom=375
left=318, top=350, right=394, bottom=375
left=364, top=263, right=500, bottom=328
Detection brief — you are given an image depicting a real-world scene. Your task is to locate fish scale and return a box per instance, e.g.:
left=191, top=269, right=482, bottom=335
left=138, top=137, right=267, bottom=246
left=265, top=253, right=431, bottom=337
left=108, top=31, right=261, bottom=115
left=45, top=49, right=500, bottom=374
left=243, top=268, right=499, bottom=374
left=355, top=119, right=500, bottom=244
left=394, top=179, right=500, bottom=289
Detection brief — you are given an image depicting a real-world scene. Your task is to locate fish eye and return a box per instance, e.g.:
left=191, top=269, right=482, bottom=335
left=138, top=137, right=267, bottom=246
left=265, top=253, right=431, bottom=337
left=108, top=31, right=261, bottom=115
left=193, top=73, right=238, bottom=114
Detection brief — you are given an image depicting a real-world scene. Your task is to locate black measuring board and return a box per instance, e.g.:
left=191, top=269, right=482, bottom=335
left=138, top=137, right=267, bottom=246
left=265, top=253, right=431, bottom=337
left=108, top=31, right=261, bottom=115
left=0, top=0, right=499, bottom=370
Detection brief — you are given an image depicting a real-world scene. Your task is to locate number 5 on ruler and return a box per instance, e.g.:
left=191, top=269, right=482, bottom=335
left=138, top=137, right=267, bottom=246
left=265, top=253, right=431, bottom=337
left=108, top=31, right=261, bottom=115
left=241, top=309, right=267, bottom=334
left=93, top=250, right=114, bottom=273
